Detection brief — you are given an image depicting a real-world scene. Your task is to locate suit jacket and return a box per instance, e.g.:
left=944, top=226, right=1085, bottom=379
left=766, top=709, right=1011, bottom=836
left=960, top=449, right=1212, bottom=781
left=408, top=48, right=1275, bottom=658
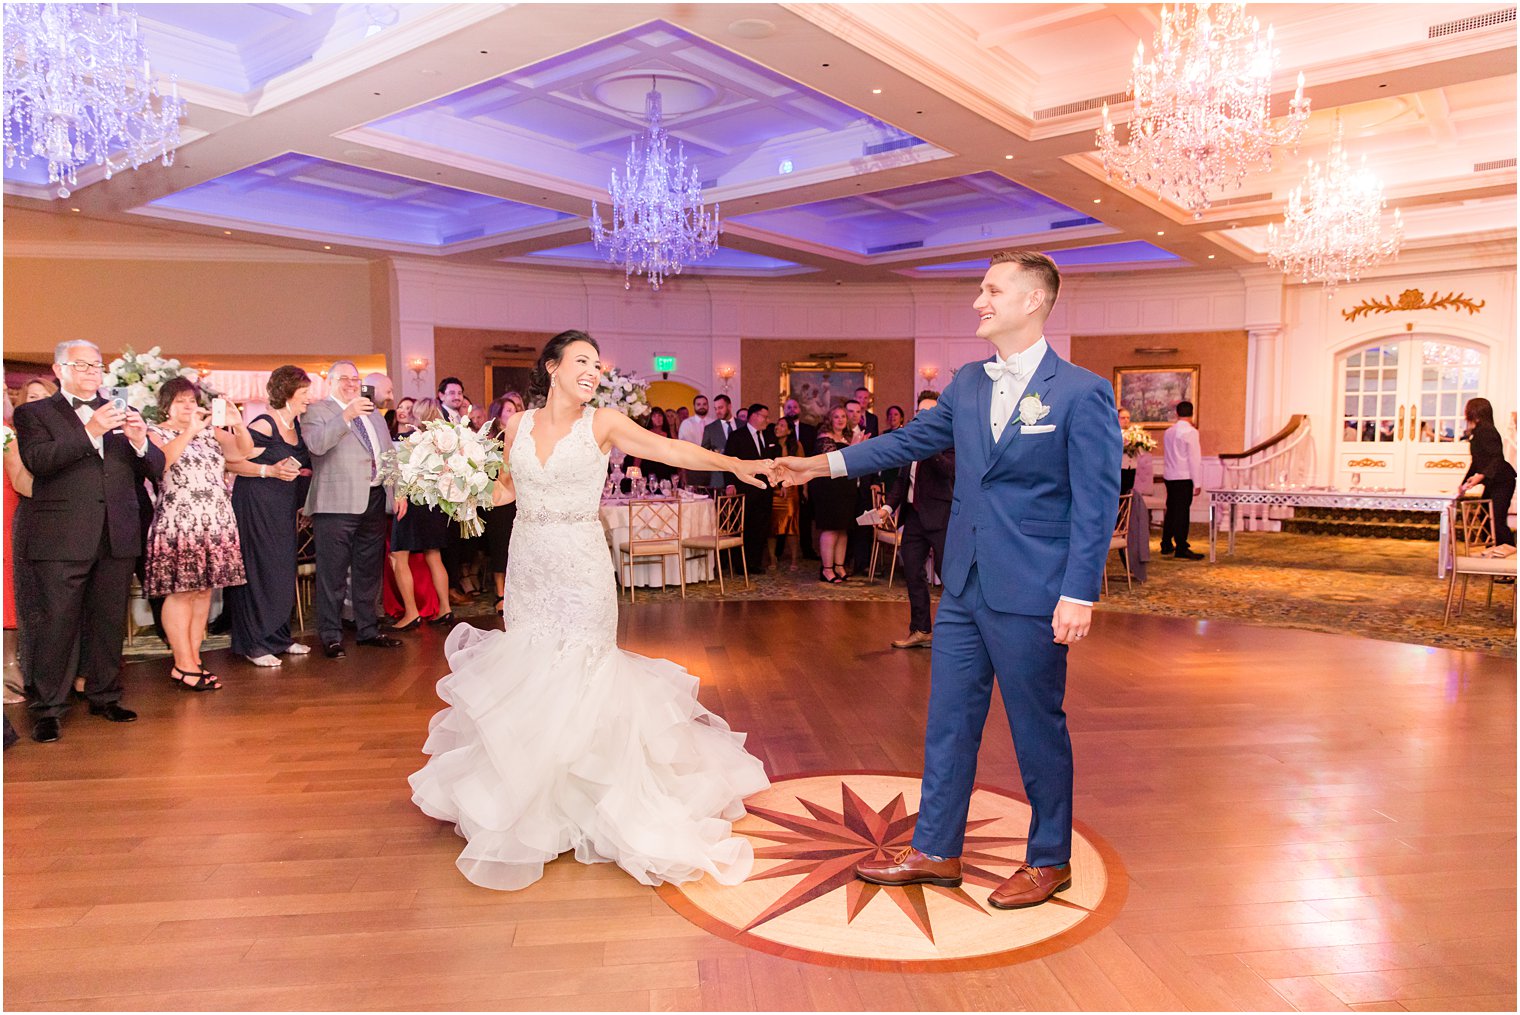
left=839, top=346, right=1120, bottom=615
left=302, top=397, right=396, bottom=515
left=861, top=411, right=880, bottom=438
left=886, top=447, right=955, bottom=533
left=13, top=391, right=165, bottom=561
left=783, top=418, right=818, bottom=456
left=724, top=424, right=779, bottom=489
left=701, top=418, right=739, bottom=487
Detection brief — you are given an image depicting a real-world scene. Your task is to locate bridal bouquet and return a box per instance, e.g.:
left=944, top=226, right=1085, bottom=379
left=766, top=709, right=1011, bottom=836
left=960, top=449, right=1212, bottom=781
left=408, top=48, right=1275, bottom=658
left=381, top=419, right=505, bottom=537
left=591, top=366, right=651, bottom=420
left=1, top=424, right=13, bottom=455
left=1122, top=424, right=1156, bottom=457
left=104, top=346, right=222, bottom=422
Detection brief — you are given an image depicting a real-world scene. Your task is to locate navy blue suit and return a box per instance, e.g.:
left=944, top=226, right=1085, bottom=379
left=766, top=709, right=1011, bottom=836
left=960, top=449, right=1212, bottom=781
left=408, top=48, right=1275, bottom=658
left=839, top=345, right=1120, bottom=865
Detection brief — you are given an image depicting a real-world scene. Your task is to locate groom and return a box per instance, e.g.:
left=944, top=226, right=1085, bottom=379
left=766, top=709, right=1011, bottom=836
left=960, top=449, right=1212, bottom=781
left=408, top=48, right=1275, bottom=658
left=777, top=250, right=1120, bottom=908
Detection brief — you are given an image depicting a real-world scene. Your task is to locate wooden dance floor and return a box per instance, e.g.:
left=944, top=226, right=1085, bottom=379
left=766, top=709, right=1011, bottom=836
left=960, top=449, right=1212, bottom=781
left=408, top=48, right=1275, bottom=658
left=4, top=602, right=1515, bottom=1011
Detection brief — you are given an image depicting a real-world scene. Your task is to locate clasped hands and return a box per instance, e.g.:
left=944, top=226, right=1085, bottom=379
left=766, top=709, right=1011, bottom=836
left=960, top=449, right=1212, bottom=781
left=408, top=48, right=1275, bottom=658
left=732, top=456, right=831, bottom=489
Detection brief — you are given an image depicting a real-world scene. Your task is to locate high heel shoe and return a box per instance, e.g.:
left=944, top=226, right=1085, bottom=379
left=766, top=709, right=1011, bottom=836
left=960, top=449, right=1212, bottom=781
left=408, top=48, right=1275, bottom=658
left=392, top=616, right=422, bottom=632
left=430, top=613, right=455, bottom=626
left=819, top=567, right=835, bottom=583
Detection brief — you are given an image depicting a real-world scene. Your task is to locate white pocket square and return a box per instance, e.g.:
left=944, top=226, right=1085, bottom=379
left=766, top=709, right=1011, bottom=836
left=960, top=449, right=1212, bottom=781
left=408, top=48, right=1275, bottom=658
left=1021, top=424, right=1056, bottom=434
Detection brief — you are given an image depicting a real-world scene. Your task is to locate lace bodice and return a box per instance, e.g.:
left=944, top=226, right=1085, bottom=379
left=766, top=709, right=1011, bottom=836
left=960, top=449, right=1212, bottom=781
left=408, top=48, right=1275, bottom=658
left=503, top=407, right=616, bottom=648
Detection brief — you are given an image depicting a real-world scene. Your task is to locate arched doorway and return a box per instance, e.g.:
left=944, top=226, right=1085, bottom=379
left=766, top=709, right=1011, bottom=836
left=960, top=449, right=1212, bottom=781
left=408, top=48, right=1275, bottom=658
left=1334, top=334, right=1489, bottom=495
left=647, top=380, right=700, bottom=414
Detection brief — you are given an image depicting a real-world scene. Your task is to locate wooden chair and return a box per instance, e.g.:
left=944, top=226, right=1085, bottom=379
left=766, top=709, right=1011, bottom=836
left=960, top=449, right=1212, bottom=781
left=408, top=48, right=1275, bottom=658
left=294, top=514, right=317, bottom=632
left=619, top=498, right=685, bottom=603
left=682, top=492, right=747, bottom=594
left=867, top=487, right=902, bottom=587
left=1104, top=491, right=1134, bottom=595
left=1444, top=498, right=1517, bottom=624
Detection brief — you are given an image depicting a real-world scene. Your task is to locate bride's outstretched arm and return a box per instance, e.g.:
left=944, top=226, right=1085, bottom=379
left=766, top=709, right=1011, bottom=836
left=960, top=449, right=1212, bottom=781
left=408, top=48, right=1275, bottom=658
left=594, top=408, right=773, bottom=488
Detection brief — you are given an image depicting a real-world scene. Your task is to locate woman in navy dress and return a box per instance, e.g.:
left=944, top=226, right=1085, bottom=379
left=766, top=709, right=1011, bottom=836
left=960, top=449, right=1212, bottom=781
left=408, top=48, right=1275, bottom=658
left=389, top=398, right=454, bottom=629
left=226, top=366, right=313, bottom=667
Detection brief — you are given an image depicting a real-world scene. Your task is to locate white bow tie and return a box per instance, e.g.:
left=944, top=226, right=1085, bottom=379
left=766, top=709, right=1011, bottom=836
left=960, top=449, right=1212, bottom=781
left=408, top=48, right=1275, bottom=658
left=984, top=360, right=1028, bottom=382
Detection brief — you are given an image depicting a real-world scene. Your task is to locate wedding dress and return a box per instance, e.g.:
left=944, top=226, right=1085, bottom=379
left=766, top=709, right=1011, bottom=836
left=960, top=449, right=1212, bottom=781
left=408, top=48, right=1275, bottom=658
left=409, top=406, right=769, bottom=891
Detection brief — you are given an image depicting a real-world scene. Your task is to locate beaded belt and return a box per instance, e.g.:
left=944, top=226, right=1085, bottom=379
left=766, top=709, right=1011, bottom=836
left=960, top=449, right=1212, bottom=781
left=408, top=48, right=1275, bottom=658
left=516, top=506, right=600, bottom=525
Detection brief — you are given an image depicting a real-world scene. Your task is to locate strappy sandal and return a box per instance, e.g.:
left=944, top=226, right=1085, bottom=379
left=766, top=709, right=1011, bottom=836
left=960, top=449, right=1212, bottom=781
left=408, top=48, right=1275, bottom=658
left=195, top=668, right=223, bottom=690
left=171, top=665, right=218, bottom=692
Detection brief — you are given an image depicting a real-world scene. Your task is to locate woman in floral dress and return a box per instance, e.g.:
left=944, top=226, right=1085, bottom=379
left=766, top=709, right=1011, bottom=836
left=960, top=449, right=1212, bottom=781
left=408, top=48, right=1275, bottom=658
left=144, top=378, right=253, bottom=690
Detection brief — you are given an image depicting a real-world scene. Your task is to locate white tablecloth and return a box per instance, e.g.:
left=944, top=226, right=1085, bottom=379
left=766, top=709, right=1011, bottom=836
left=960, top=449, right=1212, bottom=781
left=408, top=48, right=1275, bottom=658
left=600, top=495, right=719, bottom=587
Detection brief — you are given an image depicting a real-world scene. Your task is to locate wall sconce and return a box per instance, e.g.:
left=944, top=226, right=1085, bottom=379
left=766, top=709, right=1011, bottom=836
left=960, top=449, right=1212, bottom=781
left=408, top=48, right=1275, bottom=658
left=716, top=364, right=735, bottom=393
left=194, top=363, right=212, bottom=378
left=919, top=365, right=939, bottom=385
left=407, top=355, right=430, bottom=380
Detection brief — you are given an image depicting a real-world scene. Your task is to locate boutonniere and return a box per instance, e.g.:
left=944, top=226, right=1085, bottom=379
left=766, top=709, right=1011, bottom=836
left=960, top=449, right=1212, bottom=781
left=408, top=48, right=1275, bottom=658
left=1017, top=394, right=1051, bottom=427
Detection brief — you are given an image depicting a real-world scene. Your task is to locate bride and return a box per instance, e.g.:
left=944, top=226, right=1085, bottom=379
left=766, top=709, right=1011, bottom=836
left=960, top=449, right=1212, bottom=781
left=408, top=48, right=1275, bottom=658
left=409, top=330, right=774, bottom=891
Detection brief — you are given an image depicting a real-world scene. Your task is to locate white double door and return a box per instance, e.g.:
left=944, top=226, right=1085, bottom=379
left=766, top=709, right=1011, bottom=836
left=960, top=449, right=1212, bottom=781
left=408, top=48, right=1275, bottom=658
left=1335, top=334, right=1486, bottom=495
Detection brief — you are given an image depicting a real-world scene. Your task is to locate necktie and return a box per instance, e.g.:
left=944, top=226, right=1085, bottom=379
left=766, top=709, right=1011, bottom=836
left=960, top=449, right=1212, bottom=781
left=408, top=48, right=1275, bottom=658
left=753, top=429, right=763, bottom=457
left=350, top=414, right=377, bottom=480
left=908, top=461, right=918, bottom=504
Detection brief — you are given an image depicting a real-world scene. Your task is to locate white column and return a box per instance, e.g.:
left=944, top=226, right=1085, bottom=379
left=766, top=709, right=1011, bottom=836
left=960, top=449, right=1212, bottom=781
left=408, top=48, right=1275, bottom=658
left=1246, top=327, right=1284, bottom=445
left=391, top=260, right=439, bottom=399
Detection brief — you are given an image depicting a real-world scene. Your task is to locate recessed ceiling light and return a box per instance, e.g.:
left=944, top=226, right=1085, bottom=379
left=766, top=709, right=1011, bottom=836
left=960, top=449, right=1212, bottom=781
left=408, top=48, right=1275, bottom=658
left=1208, top=254, right=1216, bottom=259
left=223, top=230, right=232, bottom=235
left=323, top=245, right=332, bottom=250
left=419, top=69, right=440, bottom=76
left=1092, top=198, right=1101, bottom=204
left=872, top=88, right=882, bottom=94
left=1004, top=154, right=1013, bottom=160
left=1156, top=230, right=1165, bottom=236
left=70, top=207, right=80, bottom=212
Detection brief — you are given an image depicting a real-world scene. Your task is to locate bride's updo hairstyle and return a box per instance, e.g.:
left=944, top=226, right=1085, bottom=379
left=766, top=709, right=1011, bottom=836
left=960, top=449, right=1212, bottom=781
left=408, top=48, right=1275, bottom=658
left=528, top=329, right=600, bottom=407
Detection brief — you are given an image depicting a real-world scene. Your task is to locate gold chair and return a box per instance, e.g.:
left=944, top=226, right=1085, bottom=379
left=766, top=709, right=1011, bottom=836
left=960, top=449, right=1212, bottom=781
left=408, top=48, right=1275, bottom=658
left=867, top=487, right=902, bottom=587
left=619, top=498, right=685, bottom=603
left=682, top=492, right=747, bottom=595
left=1104, top=491, right=1134, bottom=595
left=1444, top=498, right=1517, bottom=624
left=294, top=514, right=317, bottom=632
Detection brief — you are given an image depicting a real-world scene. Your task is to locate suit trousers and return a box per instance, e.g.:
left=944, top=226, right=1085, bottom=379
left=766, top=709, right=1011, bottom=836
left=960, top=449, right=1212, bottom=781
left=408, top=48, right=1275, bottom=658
left=913, top=564, right=1073, bottom=867
left=742, top=487, right=773, bottom=571
left=1162, top=479, right=1194, bottom=552
left=898, top=508, right=947, bottom=634
left=313, top=487, right=389, bottom=643
left=26, top=530, right=133, bottom=718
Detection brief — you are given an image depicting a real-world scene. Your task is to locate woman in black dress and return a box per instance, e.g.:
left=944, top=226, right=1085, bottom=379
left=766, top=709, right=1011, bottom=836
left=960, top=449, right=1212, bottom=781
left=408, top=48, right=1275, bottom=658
left=226, top=366, right=313, bottom=667
left=1458, top=397, right=1516, bottom=547
left=389, top=398, right=455, bottom=628
left=809, top=406, right=862, bottom=583
left=483, top=393, right=523, bottom=610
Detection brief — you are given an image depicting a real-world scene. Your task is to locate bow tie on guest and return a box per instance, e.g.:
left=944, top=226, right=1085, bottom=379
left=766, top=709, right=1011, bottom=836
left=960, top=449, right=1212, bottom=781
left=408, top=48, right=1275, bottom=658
left=69, top=395, right=98, bottom=409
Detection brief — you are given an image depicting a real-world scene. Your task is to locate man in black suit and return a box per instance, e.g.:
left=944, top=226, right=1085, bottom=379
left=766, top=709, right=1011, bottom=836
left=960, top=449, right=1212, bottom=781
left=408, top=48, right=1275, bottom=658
left=781, top=398, right=819, bottom=559
left=724, top=403, right=778, bottom=574
left=881, top=391, right=955, bottom=649
left=13, top=341, right=165, bottom=743
left=855, top=386, right=881, bottom=438
left=700, top=394, right=738, bottom=490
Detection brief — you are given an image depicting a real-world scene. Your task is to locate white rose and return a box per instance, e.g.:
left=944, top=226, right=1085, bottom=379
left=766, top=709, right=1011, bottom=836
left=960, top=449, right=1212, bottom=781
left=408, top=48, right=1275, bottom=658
left=126, top=382, right=152, bottom=410
left=446, top=453, right=469, bottom=474
left=146, top=345, right=161, bottom=358
left=1017, top=395, right=1051, bottom=426
left=440, top=476, right=468, bottom=502
left=432, top=428, right=459, bottom=454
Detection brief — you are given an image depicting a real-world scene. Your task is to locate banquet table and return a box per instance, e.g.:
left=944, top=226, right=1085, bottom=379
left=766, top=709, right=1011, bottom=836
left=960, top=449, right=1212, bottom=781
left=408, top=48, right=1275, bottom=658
left=600, top=494, right=719, bottom=588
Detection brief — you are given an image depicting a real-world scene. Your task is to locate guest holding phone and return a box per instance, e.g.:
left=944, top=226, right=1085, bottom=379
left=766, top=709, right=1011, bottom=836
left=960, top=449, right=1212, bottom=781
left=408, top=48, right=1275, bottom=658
left=144, top=379, right=254, bottom=689
left=226, top=366, right=314, bottom=667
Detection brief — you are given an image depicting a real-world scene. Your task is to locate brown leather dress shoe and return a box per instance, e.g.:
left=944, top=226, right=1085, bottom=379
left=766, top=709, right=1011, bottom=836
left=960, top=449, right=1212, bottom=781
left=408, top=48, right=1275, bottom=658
left=988, top=862, right=1072, bottom=909
left=891, top=630, right=933, bottom=649
left=856, top=847, right=962, bottom=887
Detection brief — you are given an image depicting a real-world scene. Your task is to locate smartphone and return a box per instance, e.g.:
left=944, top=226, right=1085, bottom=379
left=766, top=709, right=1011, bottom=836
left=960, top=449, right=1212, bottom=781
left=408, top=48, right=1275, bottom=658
left=210, top=397, right=228, bottom=428
left=360, top=383, right=376, bottom=405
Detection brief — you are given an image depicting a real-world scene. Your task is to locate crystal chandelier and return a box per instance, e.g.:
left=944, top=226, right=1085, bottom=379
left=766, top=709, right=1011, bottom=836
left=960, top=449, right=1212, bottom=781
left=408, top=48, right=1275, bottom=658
left=1097, top=2, right=1310, bottom=219
left=3, top=2, right=185, bottom=198
left=1267, top=117, right=1403, bottom=291
left=591, top=80, right=720, bottom=291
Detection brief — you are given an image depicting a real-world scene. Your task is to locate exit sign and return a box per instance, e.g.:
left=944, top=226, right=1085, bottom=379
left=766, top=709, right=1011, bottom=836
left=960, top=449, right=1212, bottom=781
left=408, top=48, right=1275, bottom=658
left=653, top=355, right=677, bottom=373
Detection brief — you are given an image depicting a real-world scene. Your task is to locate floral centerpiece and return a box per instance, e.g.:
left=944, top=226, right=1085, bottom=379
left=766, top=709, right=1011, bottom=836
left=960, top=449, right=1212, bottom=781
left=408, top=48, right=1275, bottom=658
left=1122, top=424, right=1157, bottom=458
left=591, top=366, right=650, bottom=419
left=103, top=346, right=222, bottom=422
left=380, top=418, right=505, bottom=537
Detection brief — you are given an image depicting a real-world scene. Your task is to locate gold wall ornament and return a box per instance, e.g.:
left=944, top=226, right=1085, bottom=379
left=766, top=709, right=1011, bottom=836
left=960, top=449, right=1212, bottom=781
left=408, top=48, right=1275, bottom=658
left=1346, top=458, right=1388, bottom=468
left=1424, top=459, right=1469, bottom=469
left=1341, top=288, right=1486, bottom=322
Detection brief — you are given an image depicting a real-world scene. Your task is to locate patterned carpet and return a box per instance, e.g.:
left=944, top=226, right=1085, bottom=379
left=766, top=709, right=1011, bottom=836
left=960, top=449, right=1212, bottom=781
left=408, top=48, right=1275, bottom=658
left=115, top=526, right=1515, bottom=664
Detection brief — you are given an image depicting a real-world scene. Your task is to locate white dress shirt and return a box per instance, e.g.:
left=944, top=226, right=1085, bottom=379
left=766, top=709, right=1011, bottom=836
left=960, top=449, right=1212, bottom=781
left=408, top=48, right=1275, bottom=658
left=1161, top=418, right=1204, bottom=483
left=332, top=394, right=383, bottom=486
left=745, top=422, right=766, bottom=457
left=677, top=414, right=707, bottom=444
left=988, top=337, right=1048, bottom=443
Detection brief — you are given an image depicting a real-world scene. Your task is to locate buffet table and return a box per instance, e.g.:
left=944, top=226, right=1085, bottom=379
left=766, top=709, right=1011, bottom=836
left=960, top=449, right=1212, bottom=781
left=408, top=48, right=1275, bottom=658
left=1208, top=487, right=1454, bottom=577
left=600, top=493, right=719, bottom=588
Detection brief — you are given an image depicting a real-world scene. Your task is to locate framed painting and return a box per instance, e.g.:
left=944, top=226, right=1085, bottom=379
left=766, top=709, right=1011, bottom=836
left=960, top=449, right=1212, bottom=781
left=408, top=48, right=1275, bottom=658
left=778, top=361, right=873, bottom=428
left=1114, top=365, right=1199, bottom=429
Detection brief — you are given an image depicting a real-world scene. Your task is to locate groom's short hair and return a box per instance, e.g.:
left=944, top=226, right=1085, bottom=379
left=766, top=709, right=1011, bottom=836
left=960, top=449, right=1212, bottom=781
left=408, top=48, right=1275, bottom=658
left=989, top=249, right=1061, bottom=308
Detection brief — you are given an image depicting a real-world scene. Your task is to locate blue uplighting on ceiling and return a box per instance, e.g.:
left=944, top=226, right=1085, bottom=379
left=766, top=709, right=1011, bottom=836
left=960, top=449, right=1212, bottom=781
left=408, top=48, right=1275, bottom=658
left=519, top=242, right=807, bottom=273
left=135, top=153, right=571, bottom=247
left=914, top=241, right=1185, bottom=272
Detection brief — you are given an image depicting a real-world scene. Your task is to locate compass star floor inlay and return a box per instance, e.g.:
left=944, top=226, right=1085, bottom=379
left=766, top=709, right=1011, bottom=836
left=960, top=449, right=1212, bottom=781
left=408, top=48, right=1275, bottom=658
left=657, top=772, right=1127, bottom=971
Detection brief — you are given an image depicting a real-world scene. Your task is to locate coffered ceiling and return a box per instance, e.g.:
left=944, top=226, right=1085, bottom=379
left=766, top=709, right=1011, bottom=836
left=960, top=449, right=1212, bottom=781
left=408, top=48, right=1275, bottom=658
left=4, top=3, right=1515, bottom=284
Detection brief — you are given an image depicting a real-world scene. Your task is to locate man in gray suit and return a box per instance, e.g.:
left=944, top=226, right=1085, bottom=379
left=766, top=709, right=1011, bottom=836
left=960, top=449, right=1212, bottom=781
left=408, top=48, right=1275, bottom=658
left=303, top=360, right=404, bottom=658
left=700, top=394, right=738, bottom=491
